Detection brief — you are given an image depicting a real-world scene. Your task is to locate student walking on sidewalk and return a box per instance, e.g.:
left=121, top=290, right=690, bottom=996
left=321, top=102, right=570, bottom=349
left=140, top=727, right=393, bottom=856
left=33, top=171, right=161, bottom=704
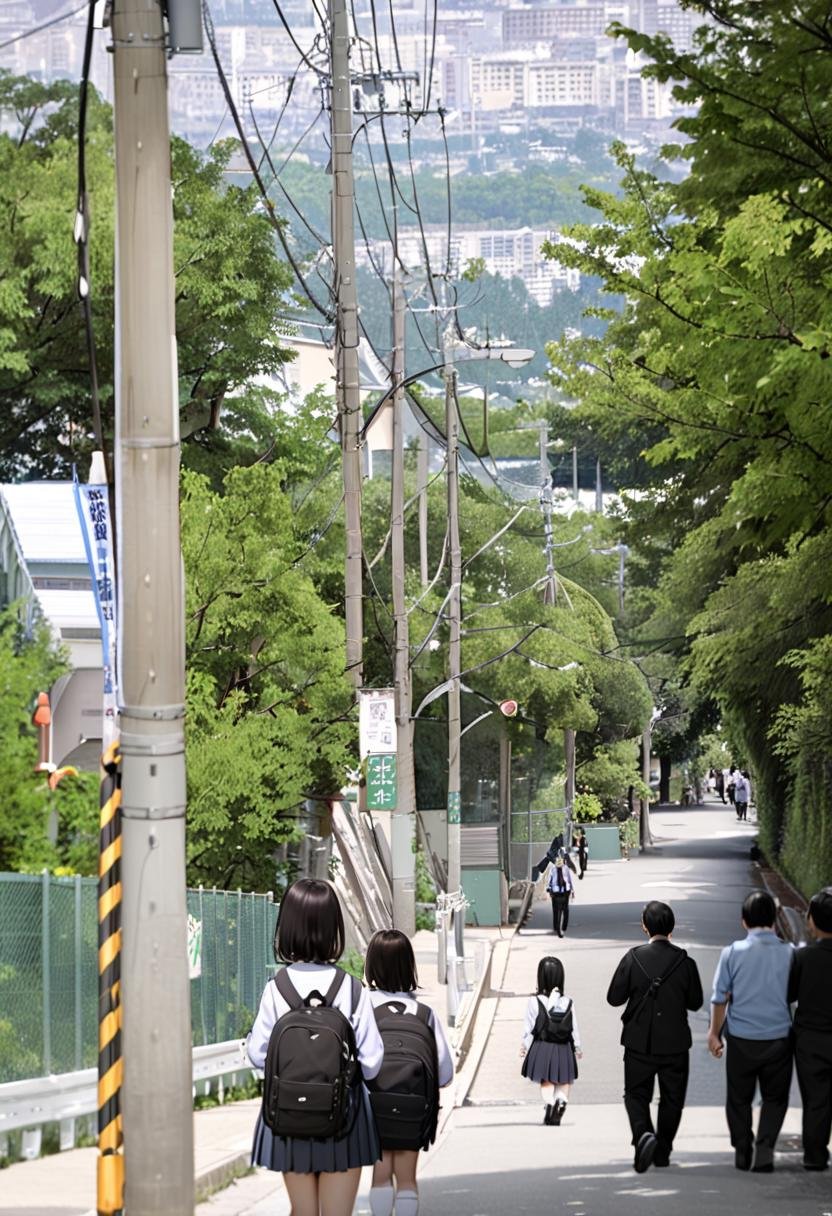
left=789, top=887, right=832, bottom=1171
left=520, top=956, right=582, bottom=1126
left=708, top=890, right=794, bottom=1173
left=246, top=879, right=384, bottom=1216
left=547, top=855, right=575, bottom=937
left=364, top=930, right=454, bottom=1216
left=607, top=901, right=703, bottom=1173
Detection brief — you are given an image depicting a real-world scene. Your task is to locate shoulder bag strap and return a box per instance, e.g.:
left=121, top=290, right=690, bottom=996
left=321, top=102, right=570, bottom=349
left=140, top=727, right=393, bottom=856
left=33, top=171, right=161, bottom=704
left=413, top=1002, right=433, bottom=1026
left=320, top=966, right=349, bottom=1007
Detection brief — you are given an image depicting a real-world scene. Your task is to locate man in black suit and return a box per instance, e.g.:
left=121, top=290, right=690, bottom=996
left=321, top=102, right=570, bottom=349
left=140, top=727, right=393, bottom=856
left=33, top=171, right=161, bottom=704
left=607, top=900, right=704, bottom=1173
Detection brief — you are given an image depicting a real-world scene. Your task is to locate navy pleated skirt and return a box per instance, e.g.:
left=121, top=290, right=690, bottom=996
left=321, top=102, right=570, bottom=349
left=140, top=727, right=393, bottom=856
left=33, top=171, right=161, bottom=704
left=522, top=1041, right=578, bottom=1085
left=252, top=1084, right=381, bottom=1174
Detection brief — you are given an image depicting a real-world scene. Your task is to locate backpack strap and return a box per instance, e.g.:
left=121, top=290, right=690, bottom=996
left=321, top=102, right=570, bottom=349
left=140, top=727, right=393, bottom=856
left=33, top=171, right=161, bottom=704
left=413, top=1002, right=432, bottom=1027
left=274, top=966, right=304, bottom=1011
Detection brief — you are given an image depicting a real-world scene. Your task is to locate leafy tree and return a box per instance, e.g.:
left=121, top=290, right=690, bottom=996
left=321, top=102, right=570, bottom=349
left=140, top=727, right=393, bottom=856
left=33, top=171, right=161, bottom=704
left=180, top=461, right=353, bottom=890
left=0, top=604, right=99, bottom=872
left=544, top=0, right=832, bottom=892
left=0, top=72, right=294, bottom=481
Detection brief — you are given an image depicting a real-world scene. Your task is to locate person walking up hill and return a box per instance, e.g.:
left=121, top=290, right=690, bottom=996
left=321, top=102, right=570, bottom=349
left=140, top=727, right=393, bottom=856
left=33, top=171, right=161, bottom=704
left=607, top=901, right=703, bottom=1173
left=520, top=956, right=582, bottom=1126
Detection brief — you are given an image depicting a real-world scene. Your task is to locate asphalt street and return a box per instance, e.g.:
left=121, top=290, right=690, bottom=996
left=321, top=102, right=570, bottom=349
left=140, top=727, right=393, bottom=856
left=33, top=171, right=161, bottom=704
left=414, top=801, right=827, bottom=1216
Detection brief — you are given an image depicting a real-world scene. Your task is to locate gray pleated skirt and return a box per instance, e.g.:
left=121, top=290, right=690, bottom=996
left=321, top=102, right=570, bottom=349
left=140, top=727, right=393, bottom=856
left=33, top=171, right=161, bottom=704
left=252, top=1084, right=381, bottom=1174
left=522, top=1041, right=578, bottom=1085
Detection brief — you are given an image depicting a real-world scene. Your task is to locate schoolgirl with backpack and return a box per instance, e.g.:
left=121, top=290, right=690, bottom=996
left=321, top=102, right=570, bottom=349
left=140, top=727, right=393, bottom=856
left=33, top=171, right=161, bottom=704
left=246, top=879, right=384, bottom=1216
left=519, top=955, right=582, bottom=1126
left=364, top=930, right=454, bottom=1216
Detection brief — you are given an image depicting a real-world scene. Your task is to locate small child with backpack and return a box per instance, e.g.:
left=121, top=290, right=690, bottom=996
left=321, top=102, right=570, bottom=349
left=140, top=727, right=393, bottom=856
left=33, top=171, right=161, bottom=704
left=519, top=955, right=582, bottom=1126
left=246, top=878, right=384, bottom=1216
left=365, top=929, right=454, bottom=1216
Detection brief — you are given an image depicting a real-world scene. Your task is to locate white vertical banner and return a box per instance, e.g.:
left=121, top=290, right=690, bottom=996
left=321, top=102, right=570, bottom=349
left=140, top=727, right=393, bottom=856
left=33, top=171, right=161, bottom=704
left=72, top=469, right=118, bottom=751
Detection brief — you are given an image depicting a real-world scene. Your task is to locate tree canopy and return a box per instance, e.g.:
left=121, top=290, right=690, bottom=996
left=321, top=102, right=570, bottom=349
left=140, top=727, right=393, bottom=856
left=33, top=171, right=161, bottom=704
left=545, top=0, right=832, bottom=893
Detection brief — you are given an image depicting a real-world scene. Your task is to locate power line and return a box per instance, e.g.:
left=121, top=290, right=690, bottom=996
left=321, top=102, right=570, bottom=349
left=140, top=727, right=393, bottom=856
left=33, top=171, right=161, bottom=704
left=0, top=1, right=85, bottom=50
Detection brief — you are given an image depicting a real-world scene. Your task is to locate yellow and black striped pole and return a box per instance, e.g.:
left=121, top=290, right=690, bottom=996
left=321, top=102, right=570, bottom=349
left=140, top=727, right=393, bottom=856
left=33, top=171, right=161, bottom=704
left=97, top=740, right=123, bottom=1216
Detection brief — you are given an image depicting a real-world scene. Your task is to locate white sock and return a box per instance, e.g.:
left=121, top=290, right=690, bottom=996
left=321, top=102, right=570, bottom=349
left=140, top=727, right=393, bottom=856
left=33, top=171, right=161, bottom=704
left=554, top=1086, right=568, bottom=1103
left=369, top=1185, right=395, bottom=1216
left=396, top=1190, right=419, bottom=1216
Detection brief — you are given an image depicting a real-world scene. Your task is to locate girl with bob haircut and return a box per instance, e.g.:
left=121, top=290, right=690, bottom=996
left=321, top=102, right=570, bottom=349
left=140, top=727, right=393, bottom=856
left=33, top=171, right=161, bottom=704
left=519, top=955, right=582, bottom=1126
left=246, top=879, right=384, bottom=1216
left=365, top=930, right=454, bottom=1216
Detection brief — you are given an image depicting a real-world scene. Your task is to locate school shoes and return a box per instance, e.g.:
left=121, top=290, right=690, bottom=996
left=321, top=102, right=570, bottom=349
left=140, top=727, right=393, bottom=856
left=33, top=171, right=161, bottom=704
left=551, top=1100, right=566, bottom=1126
left=751, top=1143, right=774, bottom=1173
left=544, top=1104, right=556, bottom=1125
left=634, top=1132, right=657, bottom=1173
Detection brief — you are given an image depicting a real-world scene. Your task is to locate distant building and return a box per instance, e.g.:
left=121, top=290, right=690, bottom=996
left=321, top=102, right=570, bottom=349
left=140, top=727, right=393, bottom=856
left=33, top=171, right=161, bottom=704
left=0, top=483, right=105, bottom=770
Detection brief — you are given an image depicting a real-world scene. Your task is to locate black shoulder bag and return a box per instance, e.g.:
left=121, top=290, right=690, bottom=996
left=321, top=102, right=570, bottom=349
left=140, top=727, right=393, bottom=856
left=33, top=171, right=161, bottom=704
left=622, top=948, right=687, bottom=1025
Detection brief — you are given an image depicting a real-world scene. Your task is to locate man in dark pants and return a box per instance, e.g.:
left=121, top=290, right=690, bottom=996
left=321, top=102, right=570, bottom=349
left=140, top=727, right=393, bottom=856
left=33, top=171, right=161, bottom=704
left=708, top=891, right=794, bottom=1172
left=546, top=856, right=574, bottom=937
left=788, top=886, right=832, bottom=1170
left=607, top=901, right=703, bottom=1173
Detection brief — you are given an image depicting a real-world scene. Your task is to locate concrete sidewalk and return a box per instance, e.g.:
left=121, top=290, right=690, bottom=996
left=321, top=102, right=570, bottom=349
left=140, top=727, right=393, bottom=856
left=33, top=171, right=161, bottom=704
left=0, top=924, right=507, bottom=1216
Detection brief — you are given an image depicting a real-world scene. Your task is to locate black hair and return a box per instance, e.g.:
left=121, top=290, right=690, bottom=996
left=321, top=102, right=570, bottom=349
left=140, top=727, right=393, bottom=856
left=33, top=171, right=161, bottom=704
left=274, top=878, right=345, bottom=964
left=536, top=955, right=565, bottom=997
left=365, top=929, right=419, bottom=993
left=742, top=890, right=776, bottom=929
left=642, top=900, right=675, bottom=937
left=808, top=887, right=832, bottom=934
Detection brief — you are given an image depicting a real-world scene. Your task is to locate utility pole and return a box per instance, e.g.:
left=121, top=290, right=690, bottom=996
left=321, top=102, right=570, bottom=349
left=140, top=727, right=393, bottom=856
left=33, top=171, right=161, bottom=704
left=538, top=420, right=556, bottom=606
left=595, top=456, right=603, bottom=514
left=417, top=432, right=429, bottom=589
left=111, top=0, right=194, bottom=1212
left=390, top=272, right=416, bottom=934
left=444, top=327, right=462, bottom=898
left=329, top=0, right=363, bottom=689
left=572, top=444, right=579, bottom=504
left=640, top=724, right=654, bottom=850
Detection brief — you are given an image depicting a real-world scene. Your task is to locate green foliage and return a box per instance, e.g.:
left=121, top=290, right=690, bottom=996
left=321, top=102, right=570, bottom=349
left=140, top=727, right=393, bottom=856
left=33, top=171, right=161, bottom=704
left=0, top=73, right=294, bottom=480
left=619, top=817, right=639, bottom=852
left=340, top=949, right=366, bottom=981
left=180, top=462, right=353, bottom=889
left=573, top=791, right=603, bottom=822
left=543, top=0, right=832, bottom=893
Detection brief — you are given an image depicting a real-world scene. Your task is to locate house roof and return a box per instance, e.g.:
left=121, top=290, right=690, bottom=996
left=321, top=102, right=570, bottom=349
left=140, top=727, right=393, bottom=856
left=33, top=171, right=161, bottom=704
left=1, top=483, right=88, bottom=564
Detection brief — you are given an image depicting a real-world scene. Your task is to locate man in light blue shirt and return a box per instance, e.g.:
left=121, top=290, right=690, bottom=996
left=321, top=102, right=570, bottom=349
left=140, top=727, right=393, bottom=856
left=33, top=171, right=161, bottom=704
left=708, top=891, right=794, bottom=1172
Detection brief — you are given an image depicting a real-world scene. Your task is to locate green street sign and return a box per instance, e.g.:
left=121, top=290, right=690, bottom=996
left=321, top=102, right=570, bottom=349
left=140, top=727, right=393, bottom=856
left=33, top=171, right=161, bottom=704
left=366, top=753, right=397, bottom=810
left=448, top=790, right=461, bottom=824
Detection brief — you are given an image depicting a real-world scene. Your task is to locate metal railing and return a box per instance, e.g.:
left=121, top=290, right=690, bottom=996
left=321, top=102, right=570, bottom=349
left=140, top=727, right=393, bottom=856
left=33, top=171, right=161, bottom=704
left=0, top=1040, right=250, bottom=1158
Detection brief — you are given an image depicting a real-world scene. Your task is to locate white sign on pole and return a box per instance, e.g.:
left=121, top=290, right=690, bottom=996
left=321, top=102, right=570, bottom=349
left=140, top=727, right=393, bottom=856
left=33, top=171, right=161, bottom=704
left=359, top=688, right=397, bottom=758
left=73, top=470, right=118, bottom=751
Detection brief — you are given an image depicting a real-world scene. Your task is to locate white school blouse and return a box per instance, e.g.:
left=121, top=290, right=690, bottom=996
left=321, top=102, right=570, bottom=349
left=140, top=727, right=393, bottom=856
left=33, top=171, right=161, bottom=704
left=246, top=962, right=384, bottom=1080
left=368, top=989, right=455, bottom=1088
left=521, top=988, right=582, bottom=1052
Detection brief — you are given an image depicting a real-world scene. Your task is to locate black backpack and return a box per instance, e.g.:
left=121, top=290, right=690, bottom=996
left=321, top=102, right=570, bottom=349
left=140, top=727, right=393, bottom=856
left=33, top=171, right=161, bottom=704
left=534, top=996, right=574, bottom=1045
left=367, top=1000, right=440, bottom=1150
left=262, top=967, right=360, bottom=1140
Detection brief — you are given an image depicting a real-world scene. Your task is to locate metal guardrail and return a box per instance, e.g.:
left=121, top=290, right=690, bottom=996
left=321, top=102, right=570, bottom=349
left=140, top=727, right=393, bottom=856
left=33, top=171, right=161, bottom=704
left=0, top=1040, right=249, bottom=1140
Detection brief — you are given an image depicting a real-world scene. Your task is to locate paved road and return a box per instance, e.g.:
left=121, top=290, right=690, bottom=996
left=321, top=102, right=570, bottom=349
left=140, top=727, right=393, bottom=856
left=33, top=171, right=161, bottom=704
left=414, top=801, right=828, bottom=1216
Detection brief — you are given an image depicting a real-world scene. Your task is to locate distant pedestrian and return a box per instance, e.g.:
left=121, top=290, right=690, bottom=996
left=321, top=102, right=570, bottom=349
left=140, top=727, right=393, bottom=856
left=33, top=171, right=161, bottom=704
left=715, top=769, right=726, bottom=804
left=547, top=855, right=575, bottom=937
left=531, top=833, right=575, bottom=882
left=788, top=887, right=832, bottom=1172
left=607, top=901, right=703, bottom=1173
left=708, top=890, right=794, bottom=1173
left=364, top=930, right=454, bottom=1216
left=734, top=771, right=751, bottom=821
left=726, top=765, right=737, bottom=808
left=575, top=830, right=588, bottom=880
left=520, top=955, right=582, bottom=1126
left=247, top=879, right=384, bottom=1216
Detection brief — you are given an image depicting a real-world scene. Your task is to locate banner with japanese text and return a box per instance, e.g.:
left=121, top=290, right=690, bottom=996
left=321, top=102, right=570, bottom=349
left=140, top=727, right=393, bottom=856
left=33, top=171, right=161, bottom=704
left=73, top=470, right=118, bottom=750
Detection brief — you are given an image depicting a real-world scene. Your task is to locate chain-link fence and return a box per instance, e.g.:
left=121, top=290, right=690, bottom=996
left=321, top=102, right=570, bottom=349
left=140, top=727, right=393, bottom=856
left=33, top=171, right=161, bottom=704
left=508, top=808, right=567, bottom=882
left=0, top=872, right=276, bottom=1084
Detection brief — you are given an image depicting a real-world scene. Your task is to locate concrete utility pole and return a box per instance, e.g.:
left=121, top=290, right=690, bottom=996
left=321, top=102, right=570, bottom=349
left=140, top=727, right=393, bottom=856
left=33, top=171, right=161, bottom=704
left=417, top=432, right=429, bottom=589
left=444, top=328, right=462, bottom=898
left=595, top=456, right=603, bottom=514
left=111, top=0, right=194, bottom=1212
left=329, top=0, right=363, bottom=689
left=538, top=420, right=556, bottom=607
left=390, top=273, right=416, bottom=934
left=572, top=444, right=579, bottom=504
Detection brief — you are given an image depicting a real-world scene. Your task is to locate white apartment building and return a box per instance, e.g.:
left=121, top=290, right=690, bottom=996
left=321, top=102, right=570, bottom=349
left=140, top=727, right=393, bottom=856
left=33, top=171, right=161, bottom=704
left=360, top=225, right=580, bottom=307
